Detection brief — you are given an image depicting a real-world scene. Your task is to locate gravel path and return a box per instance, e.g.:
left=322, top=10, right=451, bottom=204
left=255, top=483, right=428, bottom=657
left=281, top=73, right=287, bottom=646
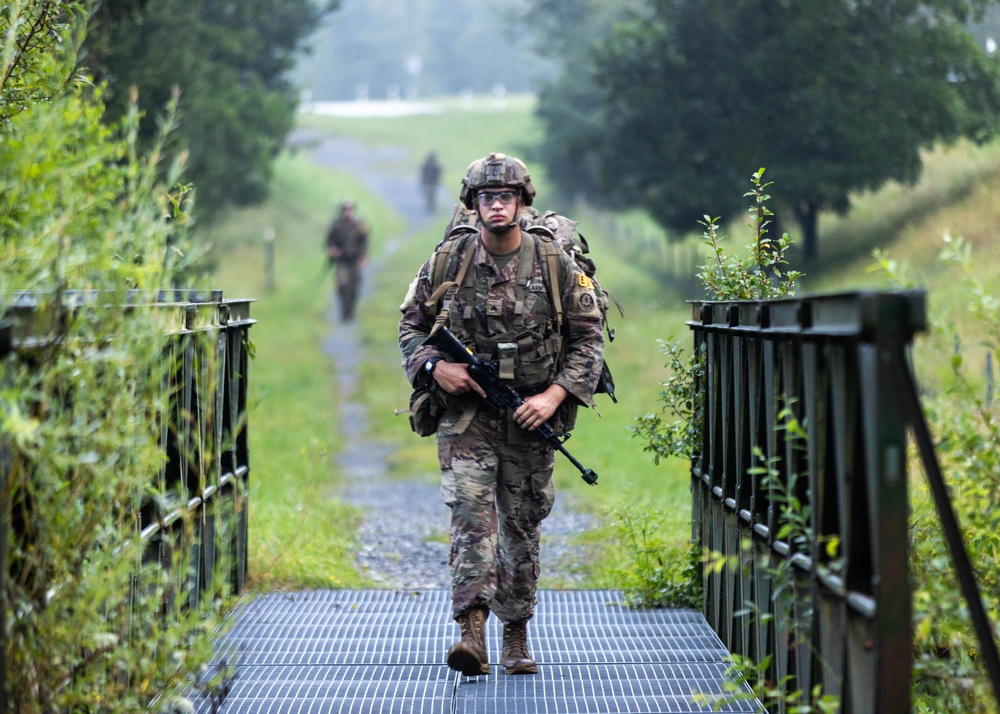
left=300, top=131, right=598, bottom=590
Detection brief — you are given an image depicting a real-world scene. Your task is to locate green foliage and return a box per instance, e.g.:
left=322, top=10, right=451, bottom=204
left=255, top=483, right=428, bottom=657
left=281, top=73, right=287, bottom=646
left=1, top=4, right=228, bottom=709
left=612, top=506, right=701, bottom=609
left=514, top=0, right=643, bottom=206
left=697, top=410, right=843, bottom=713
left=83, top=0, right=336, bottom=219
left=629, top=335, right=703, bottom=464
left=697, top=653, right=842, bottom=714
left=875, top=236, right=1000, bottom=712
left=633, top=170, right=801, bottom=464
left=698, top=170, right=803, bottom=300
left=543, top=0, right=1000, bottom=259
left=0, top=0, right=84, bottom=124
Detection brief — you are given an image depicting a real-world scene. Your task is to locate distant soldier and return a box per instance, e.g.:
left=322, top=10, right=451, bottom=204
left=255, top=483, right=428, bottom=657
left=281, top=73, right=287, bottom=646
left=420, top=151, right=442, bottom=213
left=325, top=201, right=369, bottom=322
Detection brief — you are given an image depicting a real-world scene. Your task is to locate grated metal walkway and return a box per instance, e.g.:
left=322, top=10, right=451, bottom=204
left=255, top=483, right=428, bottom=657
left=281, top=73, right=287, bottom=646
left=192, top=589, right=758, bottom=713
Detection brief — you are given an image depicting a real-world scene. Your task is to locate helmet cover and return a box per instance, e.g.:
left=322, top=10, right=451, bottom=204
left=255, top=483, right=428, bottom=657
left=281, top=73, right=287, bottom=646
left=460, top=152, right=536, bottom=208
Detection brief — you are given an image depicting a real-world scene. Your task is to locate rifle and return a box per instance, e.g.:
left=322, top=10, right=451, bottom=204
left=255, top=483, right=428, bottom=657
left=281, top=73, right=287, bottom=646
left=422, top=325, right=598, bottom=485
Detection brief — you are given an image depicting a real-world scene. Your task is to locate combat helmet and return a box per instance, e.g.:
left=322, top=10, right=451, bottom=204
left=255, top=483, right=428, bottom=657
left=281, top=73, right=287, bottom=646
left=460, top=152, right=536, bottom=209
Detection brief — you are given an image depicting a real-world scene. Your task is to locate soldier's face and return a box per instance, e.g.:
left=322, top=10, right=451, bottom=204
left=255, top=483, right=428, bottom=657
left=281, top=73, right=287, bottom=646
left=476, top=187, right=520, bottom=228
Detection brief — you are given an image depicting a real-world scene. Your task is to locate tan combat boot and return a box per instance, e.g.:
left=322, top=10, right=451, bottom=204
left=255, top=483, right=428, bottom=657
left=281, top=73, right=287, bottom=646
left=501, top=620, right=537, bottom=675
left=447, top=607, right=490, bottom=676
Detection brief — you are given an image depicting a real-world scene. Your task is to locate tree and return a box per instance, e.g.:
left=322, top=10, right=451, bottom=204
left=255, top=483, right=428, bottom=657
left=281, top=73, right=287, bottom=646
left=510, top=0, right=642, bottom=208
left=553, top=0, right=1000, bottom=260
left=1, top=0, right=85, bottom=124
left=84, top=0, right=337, bottom=220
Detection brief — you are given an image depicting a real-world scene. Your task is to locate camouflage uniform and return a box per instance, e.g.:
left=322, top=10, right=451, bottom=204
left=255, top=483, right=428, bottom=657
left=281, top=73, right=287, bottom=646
left=326, top=212, right=369, bottom=321
left=399, top=226, right=604, bottom=623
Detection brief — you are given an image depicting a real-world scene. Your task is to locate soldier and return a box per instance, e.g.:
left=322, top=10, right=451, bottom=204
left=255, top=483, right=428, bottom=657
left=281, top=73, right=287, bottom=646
left=325, top=201, right=369, bottom=322
left=420, top=151, right=442, bottom=213
left=398, top=153, right=605, bottom=677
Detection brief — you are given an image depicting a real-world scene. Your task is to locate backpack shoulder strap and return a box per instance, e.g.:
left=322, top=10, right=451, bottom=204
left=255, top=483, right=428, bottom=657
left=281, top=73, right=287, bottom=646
left=526, top=226, right=565, bottom=333
left=425, top=230, right=476, bottom=308
left=425, top=230, right=478, bottom=331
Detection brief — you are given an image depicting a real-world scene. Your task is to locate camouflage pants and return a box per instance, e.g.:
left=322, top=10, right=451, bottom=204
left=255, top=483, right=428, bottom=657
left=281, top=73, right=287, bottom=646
left=334, top=260, right=361, bottom=320
left=437, top=406, right=555, bottom=623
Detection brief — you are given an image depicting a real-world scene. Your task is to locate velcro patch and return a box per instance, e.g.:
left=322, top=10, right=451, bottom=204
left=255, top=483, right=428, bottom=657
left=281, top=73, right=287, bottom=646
left=579, top=292, right=596, bottom=313
left=578, top=274, right=595, bottom=290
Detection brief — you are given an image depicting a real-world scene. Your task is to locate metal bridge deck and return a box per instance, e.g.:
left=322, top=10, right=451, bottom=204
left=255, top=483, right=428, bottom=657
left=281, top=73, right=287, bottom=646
left=193, top=589, right=757, bottom=714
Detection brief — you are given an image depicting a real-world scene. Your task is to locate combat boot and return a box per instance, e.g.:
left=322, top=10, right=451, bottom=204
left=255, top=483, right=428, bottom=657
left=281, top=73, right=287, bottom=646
left=447, top=607, right=490, bottom=676
left=501, top=620, right=537, bottom=675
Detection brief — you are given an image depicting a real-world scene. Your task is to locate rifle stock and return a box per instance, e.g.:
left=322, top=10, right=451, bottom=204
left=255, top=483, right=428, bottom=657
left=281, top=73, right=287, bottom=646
left=422, top=325, right=598, bottom=485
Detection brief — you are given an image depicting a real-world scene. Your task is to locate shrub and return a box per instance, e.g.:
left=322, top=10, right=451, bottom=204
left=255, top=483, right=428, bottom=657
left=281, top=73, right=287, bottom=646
left=2, top=2, right=225, bottom=710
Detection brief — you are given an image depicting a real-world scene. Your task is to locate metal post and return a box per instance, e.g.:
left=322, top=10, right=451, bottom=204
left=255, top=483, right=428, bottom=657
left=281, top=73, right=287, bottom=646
left=263, top=228, right=276, bottom=293
left=0, top=321, right=12, bottom=710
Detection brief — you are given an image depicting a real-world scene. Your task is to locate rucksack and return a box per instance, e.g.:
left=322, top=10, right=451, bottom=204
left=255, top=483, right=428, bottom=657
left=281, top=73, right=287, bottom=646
left=431, top=204, right=622, bottom=403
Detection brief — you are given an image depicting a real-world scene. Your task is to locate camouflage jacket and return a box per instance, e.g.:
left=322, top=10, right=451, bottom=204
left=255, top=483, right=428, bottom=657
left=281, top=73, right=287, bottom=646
left=326, top=216, right=369, bottom=262
left=399, top=228, right=605, bottom=430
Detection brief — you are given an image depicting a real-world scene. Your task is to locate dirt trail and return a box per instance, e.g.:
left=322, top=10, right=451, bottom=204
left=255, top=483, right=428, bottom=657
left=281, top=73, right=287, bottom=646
left=299, top=131, right=596, bottom=589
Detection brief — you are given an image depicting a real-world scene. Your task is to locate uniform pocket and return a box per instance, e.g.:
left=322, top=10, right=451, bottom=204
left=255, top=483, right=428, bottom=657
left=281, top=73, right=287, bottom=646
left=439, top=437, right=457, bottom=505
left=408, top=385, right=441, bottom=437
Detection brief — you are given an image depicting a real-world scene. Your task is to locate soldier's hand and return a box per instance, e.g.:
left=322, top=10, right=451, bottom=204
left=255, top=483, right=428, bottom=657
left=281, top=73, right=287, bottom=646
left=514, top=385, right=567, bottom=431
left=434, top=361, right=486, bottom=399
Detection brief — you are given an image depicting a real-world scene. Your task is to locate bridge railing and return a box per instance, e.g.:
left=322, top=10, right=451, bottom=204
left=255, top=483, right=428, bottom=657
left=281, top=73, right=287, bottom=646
left=0, top=290, right=254, bottom=705
left=688, top=290, right=1000, bottom=712
left=688, top=292, right=1000, bottom=714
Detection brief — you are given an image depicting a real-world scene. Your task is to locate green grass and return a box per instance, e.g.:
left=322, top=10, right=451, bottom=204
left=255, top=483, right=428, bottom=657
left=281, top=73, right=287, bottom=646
left=204, top=96, right=1000, bottom=593
left=207, top=151, right=403, bottom=591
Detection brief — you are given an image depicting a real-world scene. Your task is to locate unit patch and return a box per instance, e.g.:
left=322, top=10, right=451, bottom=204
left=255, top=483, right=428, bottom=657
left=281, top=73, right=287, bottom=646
left=579, top=292, right=596, bottom=313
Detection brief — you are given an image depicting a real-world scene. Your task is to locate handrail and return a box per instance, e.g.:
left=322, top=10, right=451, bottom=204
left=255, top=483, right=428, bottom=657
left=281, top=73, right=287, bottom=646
left=0, top=291, right=255, bottom=703
left=687, top=290, right=1000, bottom=712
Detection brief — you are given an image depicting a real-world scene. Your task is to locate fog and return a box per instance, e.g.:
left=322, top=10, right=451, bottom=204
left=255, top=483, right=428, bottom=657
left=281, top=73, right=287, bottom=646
left=291, top=0, right=554, bottom=102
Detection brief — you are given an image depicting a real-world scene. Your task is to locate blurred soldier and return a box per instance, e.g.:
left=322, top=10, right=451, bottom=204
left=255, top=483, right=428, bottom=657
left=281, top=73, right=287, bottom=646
left=398, top=153, right=605, bottom=676
left=325, top=201, right=369, bottom=322
left=420, top=151, right=442, bottom=213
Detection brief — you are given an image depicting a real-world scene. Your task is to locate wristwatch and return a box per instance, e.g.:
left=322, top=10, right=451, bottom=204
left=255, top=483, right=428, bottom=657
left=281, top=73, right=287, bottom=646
left=424, top=357, right=441, bottom=375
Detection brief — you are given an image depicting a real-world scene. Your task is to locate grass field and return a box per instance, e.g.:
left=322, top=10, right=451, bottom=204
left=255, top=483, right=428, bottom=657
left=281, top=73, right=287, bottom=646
left=207, top=96, right=1000, bottom=593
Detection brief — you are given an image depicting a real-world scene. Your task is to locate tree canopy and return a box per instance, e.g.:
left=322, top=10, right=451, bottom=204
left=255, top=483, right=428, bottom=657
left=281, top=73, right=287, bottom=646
left=539, top=0, right=1000, bottom=260
left=83, top=0, right=336, bottom=221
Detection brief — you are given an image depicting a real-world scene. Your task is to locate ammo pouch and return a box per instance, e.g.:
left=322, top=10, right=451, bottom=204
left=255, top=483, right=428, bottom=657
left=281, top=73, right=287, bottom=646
left=472, top=329, right=560, bottom=391
left=557, top=399, right=579, bottom=433
left=408, top=382, right=443, bottom=437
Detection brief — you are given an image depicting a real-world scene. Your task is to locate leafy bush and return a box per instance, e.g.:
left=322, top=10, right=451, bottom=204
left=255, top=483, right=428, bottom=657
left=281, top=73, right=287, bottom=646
left=875, top=237, right=1000, bottom=712
left=613, top=506, right=701, bottom=609
left=618, top=170, right=802, bottom=612
left=1, top=2, right=227, bottom=710
left=632, top=168, right=801, bottom=465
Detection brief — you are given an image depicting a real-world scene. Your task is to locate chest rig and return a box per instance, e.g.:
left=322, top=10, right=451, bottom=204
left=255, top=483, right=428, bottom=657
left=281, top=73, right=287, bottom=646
left=424, top=228, right=568, bottom=428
